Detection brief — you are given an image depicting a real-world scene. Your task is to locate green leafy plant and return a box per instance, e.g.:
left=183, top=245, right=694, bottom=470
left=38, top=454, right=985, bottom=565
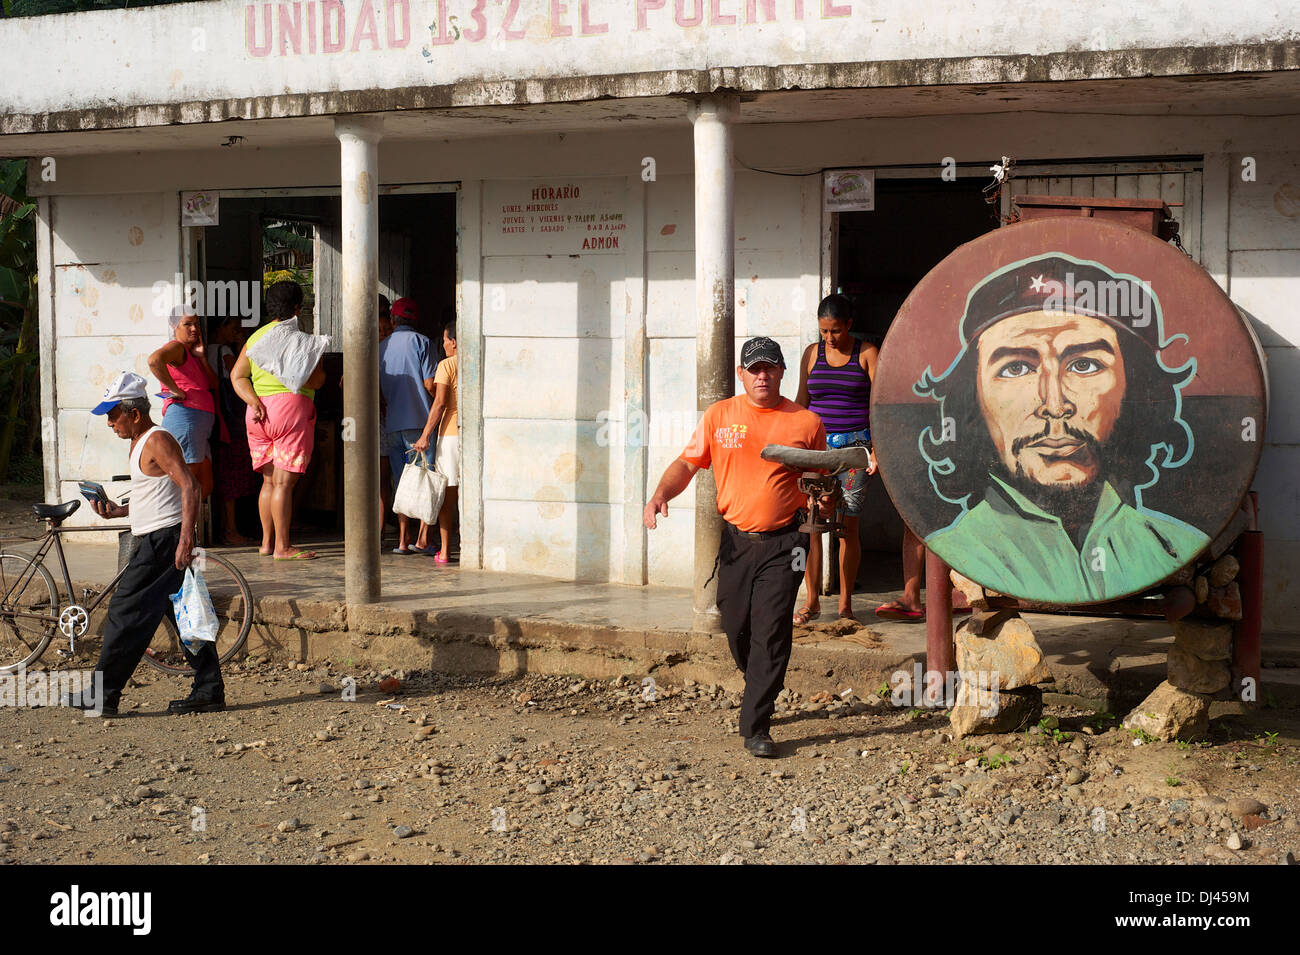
left=1130, top=727, right=1157, bottom=745
left=1257, top=731, right=1279, bottom=746
left=978, top=753, right=1011, bottom=769
left=906, top=707, right=924, bottom=721
left=1175, top=739, right=1192, bottom=751
left=875, top=682, right=891, bottom=700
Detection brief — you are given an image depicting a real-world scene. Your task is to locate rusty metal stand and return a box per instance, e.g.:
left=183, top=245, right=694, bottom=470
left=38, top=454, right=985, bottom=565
left=925, top=548, right=955, bottom=699
left=1234, top=492, right=1263, bottom=698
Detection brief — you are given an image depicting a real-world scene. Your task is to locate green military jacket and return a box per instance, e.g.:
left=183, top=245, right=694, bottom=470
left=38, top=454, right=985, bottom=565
left=926, top=474, right=1209, bottom=604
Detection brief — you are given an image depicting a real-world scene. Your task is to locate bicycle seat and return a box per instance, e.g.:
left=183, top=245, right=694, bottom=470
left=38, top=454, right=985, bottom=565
left=33, top=500, right=81, bottom=522
left=761, top=444, right=872, bottom=476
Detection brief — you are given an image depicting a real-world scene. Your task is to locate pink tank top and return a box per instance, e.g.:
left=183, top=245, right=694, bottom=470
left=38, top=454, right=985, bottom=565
left=162, top=348, right=215, bottom=415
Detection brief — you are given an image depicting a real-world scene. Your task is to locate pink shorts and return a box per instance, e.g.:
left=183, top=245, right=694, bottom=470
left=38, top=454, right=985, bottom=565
left=247, top=392, right=316, bottom=474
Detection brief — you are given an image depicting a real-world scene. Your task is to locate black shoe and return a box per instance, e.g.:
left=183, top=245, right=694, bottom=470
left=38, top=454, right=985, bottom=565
left=744, top=732, right=776, bottom=758
left=167, top=694, right=226, bottom=715
left=60, top=692, right=118, bottom=717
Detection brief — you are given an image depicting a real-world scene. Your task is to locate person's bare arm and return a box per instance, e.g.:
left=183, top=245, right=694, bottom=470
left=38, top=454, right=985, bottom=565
left=305, top=358, right=326, bottom=392
left=861, top=342, right=879, bottom=384
left=861, top=343, right=880, bottom=474
left=643, top=458, right=700, bottom=529
left=411, top=384, right=449, bottom=454
left=146, top=432, right=201, bottom=569
left=230, top=346, right=265, bottom=422
left=148, top=341, right=189, bottom=401
left=794, top=343, right=816, bottom=409
left=423, top=376, right=436, bottom=399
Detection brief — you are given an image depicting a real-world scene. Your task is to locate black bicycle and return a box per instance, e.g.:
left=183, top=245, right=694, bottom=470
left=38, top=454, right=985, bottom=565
left=0, top=499, right=252, bottom=676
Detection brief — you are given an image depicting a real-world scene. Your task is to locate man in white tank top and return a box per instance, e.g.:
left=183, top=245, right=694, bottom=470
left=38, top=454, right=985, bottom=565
left=64, top=372, right=224, bottom=716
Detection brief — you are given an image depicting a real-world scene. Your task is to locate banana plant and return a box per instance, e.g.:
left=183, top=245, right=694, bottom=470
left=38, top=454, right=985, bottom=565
left=0, top=158, right=39, bottom=480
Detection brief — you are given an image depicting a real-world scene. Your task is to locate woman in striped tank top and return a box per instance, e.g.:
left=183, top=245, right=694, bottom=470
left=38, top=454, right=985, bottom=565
left=794, top=294, right=879, bottom=623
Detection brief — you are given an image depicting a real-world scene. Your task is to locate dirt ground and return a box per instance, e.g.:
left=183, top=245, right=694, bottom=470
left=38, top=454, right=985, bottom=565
left=1, top=659, right=1297, bottom=866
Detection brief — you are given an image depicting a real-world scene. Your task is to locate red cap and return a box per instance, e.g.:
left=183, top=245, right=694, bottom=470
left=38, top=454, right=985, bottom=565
left=390, top=297, right=418, bottom=322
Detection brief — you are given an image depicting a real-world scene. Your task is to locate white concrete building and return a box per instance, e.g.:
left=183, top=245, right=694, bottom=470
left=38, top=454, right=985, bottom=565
left=2, top=1, right=1297, bottom=628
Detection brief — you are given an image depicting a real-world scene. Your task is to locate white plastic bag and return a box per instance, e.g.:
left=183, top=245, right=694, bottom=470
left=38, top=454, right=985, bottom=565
left=170, top=567, right=219, bottom=653
left=393, top=449, right=447, bottom=526
left=246, top=317, right=329, bottom=394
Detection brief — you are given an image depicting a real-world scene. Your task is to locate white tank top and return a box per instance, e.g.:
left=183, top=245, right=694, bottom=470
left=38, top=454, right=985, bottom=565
left=129, top=427, right=184, bottom=535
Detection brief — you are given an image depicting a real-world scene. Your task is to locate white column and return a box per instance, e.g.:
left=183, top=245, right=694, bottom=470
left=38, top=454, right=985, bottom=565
left=688, top=94, right=739, bottom=632
left=335, top=116, right=384, bottom=605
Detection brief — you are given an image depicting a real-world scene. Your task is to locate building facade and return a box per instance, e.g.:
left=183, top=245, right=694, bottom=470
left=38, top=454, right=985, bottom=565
left=3, top=1, right=1297, bottom=628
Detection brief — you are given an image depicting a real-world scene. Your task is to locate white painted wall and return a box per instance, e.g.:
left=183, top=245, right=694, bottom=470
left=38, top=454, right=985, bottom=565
left=48, top=192, right=180, bottom=529
left=1223, top=150, right=1300, bottom=632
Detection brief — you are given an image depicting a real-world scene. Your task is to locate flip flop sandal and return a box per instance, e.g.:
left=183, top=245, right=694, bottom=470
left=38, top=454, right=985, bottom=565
left=792, top=606, right=821, bottom=626
left=274, top=551, right=319, bottom=561
left=392, top=547, right=414, bottom=555
left=874, top=602, right=924, bottom=621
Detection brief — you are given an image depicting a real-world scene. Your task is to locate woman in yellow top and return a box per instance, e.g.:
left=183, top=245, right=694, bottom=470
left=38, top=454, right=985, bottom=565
left=230, top=281, right=326, bottom=561
left=412, top=323, right=459, bottom=564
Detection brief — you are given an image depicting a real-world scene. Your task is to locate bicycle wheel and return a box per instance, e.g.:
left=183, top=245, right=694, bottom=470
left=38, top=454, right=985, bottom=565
left=142, top=551, right=253, bottom=676
left=0, top=553, right=58, bottom=675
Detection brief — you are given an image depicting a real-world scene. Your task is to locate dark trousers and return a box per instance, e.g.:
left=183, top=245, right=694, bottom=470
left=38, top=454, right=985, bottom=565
left=716, top=522, right=806, bottom=738
left=94, top=524, right=223, bottom=707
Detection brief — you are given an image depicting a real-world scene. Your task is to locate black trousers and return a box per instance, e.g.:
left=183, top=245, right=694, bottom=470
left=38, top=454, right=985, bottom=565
left=94, top=524, right=224, bottom=707
left=716, top=522, right=806, bottom=738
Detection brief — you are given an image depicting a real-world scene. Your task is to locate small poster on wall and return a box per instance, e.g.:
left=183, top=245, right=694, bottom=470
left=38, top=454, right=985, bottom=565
left=181, top=190, right=220, bottom=227
left=823, top=169, right=875, bottom=212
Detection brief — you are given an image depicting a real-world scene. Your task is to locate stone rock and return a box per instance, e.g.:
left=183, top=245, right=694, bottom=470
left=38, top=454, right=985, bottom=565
left=1207, top=583, right=1243, bottom=621
left=949, top=571, right=990, bottom=611
left=1162, top=587, right=1196, bottom=622
left=1227, top=796, right=1266, bottom=819
left=276, top=818, right=299, bottom=833
left=1194, top=576, right=1210, bottom=604
left=1167, top=646, right=1231, bottom=695
left=393, top=825, right=414, bottom=839
left=1173, top=620, right=1233, bottom=662
left=1225, top=832, right=1243, bottom=851
left=954, top=614, right=1051, bottom=690
left=526, top=781, right=548, bottom=795
left=1065, top=768, right=1086, bottom=786
left=565, top=812, right=586, bottom=829
left=1208, top=555, right=1240, bottom=588
left=1163, top=565, right=1195, bottom=587
left=1122, top=681, right=1211, bottom=742
left=949, top=683, right=1042, bottom=738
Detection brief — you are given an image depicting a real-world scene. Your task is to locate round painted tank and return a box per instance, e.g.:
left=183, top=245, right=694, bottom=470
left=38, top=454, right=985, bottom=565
left=871, top=213, right=1268, bottom=605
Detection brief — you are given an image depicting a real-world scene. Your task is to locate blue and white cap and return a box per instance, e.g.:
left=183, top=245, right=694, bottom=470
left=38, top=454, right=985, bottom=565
left=91, top=372, right=149, bottom=415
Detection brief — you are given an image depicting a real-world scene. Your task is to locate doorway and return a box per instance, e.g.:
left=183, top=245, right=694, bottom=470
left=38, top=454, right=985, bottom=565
left=184, top=187, right=458, bottom=543
left=831, top=174, right=995, bottom=592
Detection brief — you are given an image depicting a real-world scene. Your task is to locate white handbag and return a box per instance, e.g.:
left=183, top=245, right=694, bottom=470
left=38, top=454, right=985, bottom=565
left=393, top=449, right=447, bottom=525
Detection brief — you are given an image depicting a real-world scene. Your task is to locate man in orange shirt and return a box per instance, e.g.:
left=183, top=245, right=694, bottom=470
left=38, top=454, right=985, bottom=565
left=645, top=337, right=827, bottom=757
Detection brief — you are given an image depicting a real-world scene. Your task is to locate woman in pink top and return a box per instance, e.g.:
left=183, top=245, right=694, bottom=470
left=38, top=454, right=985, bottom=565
left=149, top=305, right=219, bottom=498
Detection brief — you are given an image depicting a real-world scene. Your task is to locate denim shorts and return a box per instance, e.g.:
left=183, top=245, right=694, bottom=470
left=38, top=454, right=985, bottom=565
left=161, top=403, right=214, bottom=464
left=826, top=430, right=871, bottom=517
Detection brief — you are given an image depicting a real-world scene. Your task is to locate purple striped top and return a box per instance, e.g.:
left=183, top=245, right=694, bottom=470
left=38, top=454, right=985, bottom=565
left=807, top=340, right=870, bottom=433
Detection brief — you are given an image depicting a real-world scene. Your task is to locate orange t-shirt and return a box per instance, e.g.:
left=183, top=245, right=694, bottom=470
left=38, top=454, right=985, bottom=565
left=680, top=395, right=826, bottom=533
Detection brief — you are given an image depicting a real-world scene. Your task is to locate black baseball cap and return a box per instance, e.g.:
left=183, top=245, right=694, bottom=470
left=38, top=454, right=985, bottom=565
left=740, top=336, right=785, bottom=369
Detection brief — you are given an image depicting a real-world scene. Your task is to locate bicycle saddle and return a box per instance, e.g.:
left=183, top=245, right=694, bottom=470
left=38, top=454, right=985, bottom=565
left=33, top=500, right=81, bottom=522
left=761, top=444, right=871, bottom=476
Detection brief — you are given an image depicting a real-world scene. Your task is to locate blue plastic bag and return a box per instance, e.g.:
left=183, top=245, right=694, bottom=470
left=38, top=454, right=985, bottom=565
left=170, top=567, right=219, bottom=653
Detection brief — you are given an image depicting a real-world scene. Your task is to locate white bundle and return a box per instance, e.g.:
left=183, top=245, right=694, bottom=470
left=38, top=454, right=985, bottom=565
left=247, top=317, right=329, bottom=394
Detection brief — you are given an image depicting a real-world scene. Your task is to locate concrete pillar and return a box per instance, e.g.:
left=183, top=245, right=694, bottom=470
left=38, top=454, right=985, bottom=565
left=688, top=94, right=739, bottom=633
left=335, top=116, right=384, bottom=605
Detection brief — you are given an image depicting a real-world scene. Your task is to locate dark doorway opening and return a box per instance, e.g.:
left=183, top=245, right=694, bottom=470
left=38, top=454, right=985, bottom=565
left=833, top=176, right=994, bottom=593
left=195, top=190, right=458, bottom=543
